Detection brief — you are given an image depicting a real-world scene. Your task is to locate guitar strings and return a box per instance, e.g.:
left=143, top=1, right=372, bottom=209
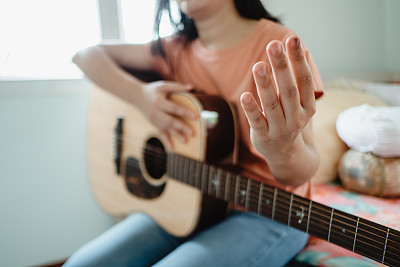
left=119, top=138, right=400, bottom=253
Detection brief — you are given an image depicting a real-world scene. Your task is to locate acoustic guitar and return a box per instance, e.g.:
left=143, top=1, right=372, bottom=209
left=87, top=85, right=400, bottom=267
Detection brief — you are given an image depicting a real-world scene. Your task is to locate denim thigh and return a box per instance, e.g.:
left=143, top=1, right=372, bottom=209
left=155, top=210, right=309, bottom=267
left=64, top=212, right=181, bottom=267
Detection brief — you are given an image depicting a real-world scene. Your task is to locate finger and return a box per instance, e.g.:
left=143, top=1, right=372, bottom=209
left=266, top=40, right=301, bottom=125
left=252, top=61, right=284, bottom=132
left=161, top=98, right=197, bottom=120
left=240, top=92, right=268, bottom=133
left=285, top=36, right=316, bottom=115
left=158, top=112, right=193, bottom=142
left=168, top=128, right=187, bottom=144
left=161, top=132, right=173, bottom=150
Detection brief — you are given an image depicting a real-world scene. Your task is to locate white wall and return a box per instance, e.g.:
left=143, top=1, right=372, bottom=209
left=386, top=0, right=400, bottom=79
left=0, top=80, right=114, bottom=267
left=264, top=0, right=399, bottom=80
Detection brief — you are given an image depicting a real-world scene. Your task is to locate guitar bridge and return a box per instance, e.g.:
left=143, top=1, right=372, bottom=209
left=113, top=116, right=123, bottom=175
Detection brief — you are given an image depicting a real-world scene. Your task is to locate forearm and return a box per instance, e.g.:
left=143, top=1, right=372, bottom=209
left=72, top=45, right=145, bottom=106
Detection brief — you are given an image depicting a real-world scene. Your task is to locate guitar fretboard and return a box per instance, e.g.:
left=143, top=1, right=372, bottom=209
left=167, top=153, right=400, bottom=267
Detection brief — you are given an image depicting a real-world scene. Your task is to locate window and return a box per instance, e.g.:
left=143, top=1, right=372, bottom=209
left=0, top=0, right=175, bottom=80
left=120, top=0, right=175, bottom=43
left=0, top=0, right=100, bottom=80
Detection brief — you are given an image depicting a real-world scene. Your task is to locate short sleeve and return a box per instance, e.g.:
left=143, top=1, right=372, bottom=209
left=143, top=40, right=171, bottom=79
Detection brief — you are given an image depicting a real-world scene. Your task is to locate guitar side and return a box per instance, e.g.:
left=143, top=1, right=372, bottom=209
left=87, top=86, right=235, bottom=236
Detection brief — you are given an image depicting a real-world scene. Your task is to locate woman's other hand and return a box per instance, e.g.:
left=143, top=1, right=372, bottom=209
left=240, top=36, right=318, bottom=186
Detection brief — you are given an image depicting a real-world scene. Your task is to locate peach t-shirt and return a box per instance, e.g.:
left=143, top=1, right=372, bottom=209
left=145, top=19, right=323, bottom=198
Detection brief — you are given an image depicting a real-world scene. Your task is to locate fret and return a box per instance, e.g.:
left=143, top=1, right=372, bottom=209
left=273, top=190, right=291, bottom=225
left=234, top=175, right=240, bottom=205
left=172, top=154, right=178, bottom=180
left=308, top=201, right=332, bottom=240
left=257, top=184, right=263, bottom=214
left=382, top=228, right=389, bottom=264
left=201, top=163, right=209, bottom=192
left=187, top=158, right=195, bottom=187
left=239, top=177, right=247, bottom=206
left=385, top=228, right=400, bottom=266
left=245, top=179, right=251, bottom=210
left=194, top=161, right=201, bottom=189
left=288, top=194, right=293, bottom=226
left=352, top=217, right=360, bottom=252
left=174, top=155, right=180, bottom=181
left=328, top=208, right=334, bottom=242
left=306, top=201, right=312, bottom=233
left=207, top=165, right=215, bottom=195
left=216, top=168, right=223, bottom=198
left=183, top=157, right=190, bottom=185
left=166, top=153, right=173, bottom=178
left=224, top=172, right=231, bottom=202
left=272, top=188, right=277, bottom=220
left=179, top=155, right=185, bottom=182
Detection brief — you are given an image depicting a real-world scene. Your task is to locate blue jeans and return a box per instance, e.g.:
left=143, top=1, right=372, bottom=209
left=64, top=210, right=308, bottom=267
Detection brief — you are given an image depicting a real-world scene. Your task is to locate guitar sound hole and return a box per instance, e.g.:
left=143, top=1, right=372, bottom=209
left=144, top=138, right=166, bottom=179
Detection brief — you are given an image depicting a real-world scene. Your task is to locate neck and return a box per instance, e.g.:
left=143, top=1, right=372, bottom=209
left=193, top=7, right=258, bottom=51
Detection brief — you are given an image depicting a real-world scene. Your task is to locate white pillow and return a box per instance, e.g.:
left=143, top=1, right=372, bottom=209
left=336, top=104, right=400, bottom=157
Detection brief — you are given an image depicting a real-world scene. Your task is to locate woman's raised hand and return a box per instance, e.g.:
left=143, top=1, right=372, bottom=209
left=138, top=81, right=196, bottom=145
left=240, top=36, right=317, bottom=169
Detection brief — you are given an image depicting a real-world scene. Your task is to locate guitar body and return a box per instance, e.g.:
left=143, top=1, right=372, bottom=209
left=87, top=86, right=237, bottom=236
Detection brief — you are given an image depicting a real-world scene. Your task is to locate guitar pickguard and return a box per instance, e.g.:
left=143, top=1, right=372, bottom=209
left=125, top=157, right=165, bottom=199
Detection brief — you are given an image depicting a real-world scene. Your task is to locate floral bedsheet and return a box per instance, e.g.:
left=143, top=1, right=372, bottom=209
left=295, top=183, right=400, bottom=267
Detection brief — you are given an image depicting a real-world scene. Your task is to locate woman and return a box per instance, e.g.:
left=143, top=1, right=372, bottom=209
left=66, top=0, right=323, bottom=266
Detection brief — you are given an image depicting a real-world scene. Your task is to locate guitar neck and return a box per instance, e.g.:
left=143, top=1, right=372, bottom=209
left=167, top=153, right=400, bottom=267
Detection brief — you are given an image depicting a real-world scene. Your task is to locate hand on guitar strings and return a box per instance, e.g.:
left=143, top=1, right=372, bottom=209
left=240, top=36, right=318, bottom=186
left=137, top=81, right=197, bottom=146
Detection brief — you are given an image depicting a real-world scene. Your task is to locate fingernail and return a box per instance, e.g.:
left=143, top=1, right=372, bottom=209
left=291, top=37, right=300, bottom=49
left=271, top=43, right=282, bottom=56
left=242, top=93, right=251, bottom=104
left=189, top=112, right=197, bottom=120
left=180, top=136, right=187, bottom=143
left=257, top=66, right=267, bottom=77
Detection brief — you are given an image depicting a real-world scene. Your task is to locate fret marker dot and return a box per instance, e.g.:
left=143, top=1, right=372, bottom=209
left=266, top=200, right=270, bottom=205
left=342, top=229, right=346, bottom=234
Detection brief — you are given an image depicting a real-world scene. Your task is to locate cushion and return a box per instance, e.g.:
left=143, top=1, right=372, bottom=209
left=336, top=104, right=400, bottom=157
left=312, top=89, right=386, bottom=183
left=338, top=149, right=400, bottom=197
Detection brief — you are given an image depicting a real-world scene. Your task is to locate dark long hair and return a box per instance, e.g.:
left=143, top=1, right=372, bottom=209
left=151, top=0, right=281, bottom=57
